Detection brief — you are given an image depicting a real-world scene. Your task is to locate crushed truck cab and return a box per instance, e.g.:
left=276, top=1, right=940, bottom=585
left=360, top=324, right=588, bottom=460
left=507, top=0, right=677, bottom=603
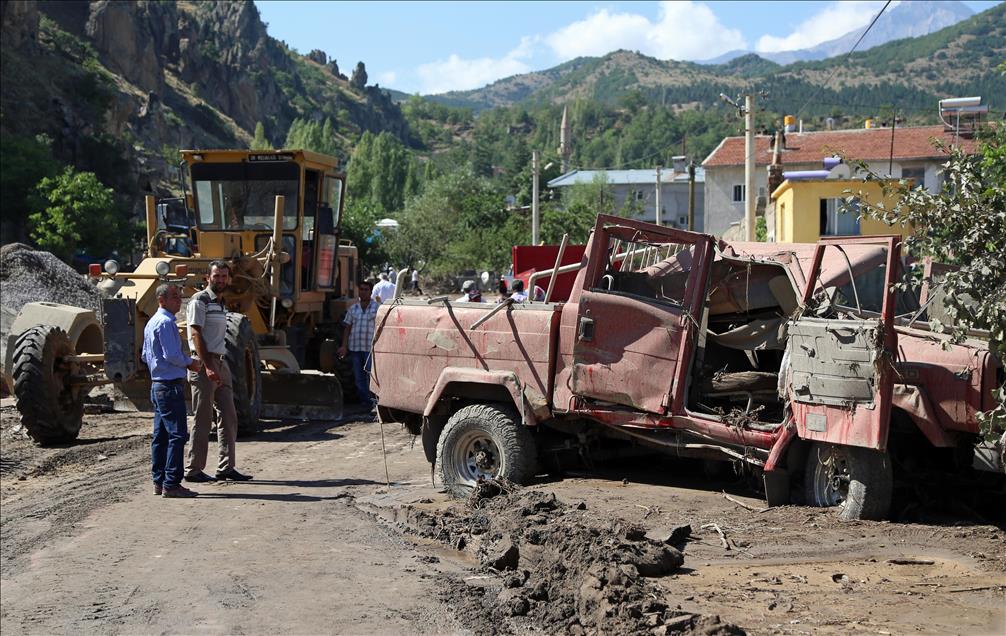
left=372, top=215, right=1003, bottom=520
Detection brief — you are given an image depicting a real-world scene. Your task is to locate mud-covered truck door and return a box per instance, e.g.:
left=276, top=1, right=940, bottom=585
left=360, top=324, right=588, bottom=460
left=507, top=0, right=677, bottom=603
left=570, top=216, right=714, bottom=414
left=786, top=236, right=900, bottom=519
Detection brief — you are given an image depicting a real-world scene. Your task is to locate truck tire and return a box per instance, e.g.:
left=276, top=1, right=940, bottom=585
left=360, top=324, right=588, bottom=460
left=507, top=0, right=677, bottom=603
left=224, top=313, right=262, bottom=435
left=436, top=403, right=537, bottom=497
left=12, top=325, right=84, bottom=445
left=804, top=442, right=892, bottom=521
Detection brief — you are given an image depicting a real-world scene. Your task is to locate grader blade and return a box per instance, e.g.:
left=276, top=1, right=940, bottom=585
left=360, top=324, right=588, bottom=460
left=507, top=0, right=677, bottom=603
left=261, top=369, right=344, bottom=421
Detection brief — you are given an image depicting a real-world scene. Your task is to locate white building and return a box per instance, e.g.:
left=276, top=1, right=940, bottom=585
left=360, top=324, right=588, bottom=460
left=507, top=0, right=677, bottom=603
left=548, top=167, right=706, bottom=231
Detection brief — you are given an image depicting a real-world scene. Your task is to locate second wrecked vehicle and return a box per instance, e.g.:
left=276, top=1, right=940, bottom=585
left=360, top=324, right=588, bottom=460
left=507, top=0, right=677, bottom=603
left=372, top=215, right=1003, bottom=520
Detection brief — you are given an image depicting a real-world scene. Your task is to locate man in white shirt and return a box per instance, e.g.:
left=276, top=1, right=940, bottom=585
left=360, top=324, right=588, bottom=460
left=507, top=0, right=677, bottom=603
left=371, top=272, right=396, bottom=303
left=510, top=279, right=528, bottom=302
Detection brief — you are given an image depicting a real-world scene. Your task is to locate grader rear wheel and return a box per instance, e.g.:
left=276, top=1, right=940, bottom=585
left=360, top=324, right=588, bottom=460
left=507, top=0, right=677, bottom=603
left=12, top=325, right=84, bottom=445
left=225, top=313, right=262, bottom=435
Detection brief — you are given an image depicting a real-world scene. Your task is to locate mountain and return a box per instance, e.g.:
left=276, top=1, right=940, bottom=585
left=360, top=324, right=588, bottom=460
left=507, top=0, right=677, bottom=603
left=0, top=0, right=409, bottom=238
left=700, top=0, right=975, bottom=65
left=429, top=2, right=1005, bottom=118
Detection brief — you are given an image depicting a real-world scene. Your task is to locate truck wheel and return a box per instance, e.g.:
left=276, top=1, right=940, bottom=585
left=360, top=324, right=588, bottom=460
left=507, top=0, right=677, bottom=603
left=225, top=313, right=262, bottom=434
left=12, top=326, right=84, bottom=445
left=804, top=442, right=892, bottom=521
left=436, top=403, right=537, bottom=497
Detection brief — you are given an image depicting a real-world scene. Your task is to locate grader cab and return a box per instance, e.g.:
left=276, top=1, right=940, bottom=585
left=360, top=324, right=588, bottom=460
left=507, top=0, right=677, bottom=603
left=4, top=149, right=360, bottom=445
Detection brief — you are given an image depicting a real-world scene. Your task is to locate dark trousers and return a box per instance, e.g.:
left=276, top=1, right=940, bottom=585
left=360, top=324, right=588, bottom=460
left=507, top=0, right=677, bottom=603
left=150, top=380, right=188, bottom=489
left=349, top=350, right=374, bottom=408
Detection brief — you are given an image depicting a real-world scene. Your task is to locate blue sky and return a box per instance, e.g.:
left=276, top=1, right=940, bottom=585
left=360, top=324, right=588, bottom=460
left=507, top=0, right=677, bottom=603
left=255, top=1, right=1001, bottom=95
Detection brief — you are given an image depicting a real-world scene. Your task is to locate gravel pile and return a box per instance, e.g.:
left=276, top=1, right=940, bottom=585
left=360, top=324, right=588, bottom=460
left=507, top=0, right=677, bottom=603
left=0, top=244, right=102, bottom=365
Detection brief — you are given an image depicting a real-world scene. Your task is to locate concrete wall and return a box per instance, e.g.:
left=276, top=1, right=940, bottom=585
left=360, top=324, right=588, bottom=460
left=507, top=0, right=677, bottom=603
left=571, top=182, right=705, bottom=231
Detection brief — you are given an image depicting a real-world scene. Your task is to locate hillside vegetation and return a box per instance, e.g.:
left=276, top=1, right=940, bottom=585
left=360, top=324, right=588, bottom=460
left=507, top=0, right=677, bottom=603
left=2, top=0, right=1002, bottom=278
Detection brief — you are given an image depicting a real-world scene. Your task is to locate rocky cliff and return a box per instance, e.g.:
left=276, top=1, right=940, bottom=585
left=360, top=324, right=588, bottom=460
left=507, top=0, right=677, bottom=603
left=1, top=0, right=407, bottom=220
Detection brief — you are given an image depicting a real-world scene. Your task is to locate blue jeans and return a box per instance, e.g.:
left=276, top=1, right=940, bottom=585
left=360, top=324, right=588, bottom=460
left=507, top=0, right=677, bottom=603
left=150, top=381, right=189, bottom=489
left=349, top=350, right=374, bottom=408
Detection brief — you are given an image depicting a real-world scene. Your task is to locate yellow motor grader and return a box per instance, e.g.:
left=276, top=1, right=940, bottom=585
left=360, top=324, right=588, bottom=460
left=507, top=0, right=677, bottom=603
left=4, top=149, right=362, bottom=445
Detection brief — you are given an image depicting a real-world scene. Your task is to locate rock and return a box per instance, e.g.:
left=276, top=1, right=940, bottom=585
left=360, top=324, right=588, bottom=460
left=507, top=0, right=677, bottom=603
left=646, top=523, right=692, bottom=549
left=484, top=537, right=519, bottom=571
left=632, top=544, right=685, bottom=577
left=624, top=525, right=647, bottom=541
left=306, top=49, right=327, bottom=65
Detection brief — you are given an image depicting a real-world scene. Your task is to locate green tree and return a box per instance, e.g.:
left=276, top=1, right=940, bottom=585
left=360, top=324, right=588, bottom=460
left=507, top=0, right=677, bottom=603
left=346, top=131, right=417, bottom=214
left=28, top=167, right=131, bottom=261
left=251, top=122, right=272, bottom=150
left=0, top=134, right=60, bottom=242
left=385, top=169, right=508, bottom=277
left=856, top=124, right=1006, bottom=441
left=284, top=117, right=339, bottom=156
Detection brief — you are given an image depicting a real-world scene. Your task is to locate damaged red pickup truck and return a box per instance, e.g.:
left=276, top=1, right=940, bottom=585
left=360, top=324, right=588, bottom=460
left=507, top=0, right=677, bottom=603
left=372, top=215, right=1004, bottom=520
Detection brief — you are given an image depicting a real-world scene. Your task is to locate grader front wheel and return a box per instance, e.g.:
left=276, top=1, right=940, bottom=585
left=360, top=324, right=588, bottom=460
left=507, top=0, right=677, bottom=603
left=12, top=325, right=84, bottom=445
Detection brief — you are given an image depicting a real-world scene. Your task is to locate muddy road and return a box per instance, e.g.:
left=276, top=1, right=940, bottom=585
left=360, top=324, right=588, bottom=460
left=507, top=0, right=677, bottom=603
left=2, top=400, right=1004, bottom=635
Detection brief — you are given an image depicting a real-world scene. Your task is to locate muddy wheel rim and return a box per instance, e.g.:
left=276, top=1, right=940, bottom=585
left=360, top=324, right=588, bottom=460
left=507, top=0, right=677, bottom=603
left=454, top=429, right=501, bottom=483
left=813, top=446, right=851, bottom=507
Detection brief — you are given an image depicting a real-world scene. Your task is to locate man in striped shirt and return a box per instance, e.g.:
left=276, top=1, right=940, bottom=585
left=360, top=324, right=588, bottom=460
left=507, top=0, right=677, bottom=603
left=338, top=279, right=378, bottom=411
left=184, top=260, right=252, bottom=483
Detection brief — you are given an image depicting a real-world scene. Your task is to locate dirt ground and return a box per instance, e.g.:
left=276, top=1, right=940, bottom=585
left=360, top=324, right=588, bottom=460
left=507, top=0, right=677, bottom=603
left=1, top=397, right=1004, bottom=635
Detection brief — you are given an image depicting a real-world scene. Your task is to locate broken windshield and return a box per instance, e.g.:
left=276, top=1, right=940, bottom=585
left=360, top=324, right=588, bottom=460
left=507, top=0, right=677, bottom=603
left=812, top=244, right=922, bottom=321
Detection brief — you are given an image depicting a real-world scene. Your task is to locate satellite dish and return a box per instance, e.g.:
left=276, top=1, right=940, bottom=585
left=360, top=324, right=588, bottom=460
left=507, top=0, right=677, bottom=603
left=480, top=271, right=490, bottom=285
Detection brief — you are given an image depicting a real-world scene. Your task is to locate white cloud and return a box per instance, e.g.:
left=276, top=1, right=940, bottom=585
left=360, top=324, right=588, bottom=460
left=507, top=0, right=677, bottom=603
left=376, top=71, right=397, bottom=86
left=416, top=36, right=538, bottom=94
left=756, top=1, right=894, bottom=53
left=545, top=1, right=744, bottom=62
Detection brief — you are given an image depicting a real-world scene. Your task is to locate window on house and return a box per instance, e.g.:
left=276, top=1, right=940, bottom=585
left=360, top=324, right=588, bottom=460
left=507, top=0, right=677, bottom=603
left=819, top=198, right=861, bottom=236
left=632, top=189, right=645, bottom=201
left=732, top=184, right=745, bottom=202
left=901, top=167, right=925, bottom=188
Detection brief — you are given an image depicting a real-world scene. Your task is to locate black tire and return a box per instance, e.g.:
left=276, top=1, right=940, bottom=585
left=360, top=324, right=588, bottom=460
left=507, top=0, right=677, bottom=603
left=804, top=442, right=892, bottom=521
left=436, top=403, right=537, bottom=497
left=224, top=313, right=262, bottom=435
left=12, top=326, right=84, bottom=445
left=330, top=324, right=358, bottom=403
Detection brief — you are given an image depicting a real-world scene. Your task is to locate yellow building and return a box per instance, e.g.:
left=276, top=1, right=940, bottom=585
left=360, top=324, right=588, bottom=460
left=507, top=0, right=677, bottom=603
left=772, top=178, right=911, bottom=243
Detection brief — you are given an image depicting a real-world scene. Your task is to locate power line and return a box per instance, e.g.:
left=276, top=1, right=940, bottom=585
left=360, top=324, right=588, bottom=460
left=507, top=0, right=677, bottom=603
left=795, top=0, right=892, bottom=120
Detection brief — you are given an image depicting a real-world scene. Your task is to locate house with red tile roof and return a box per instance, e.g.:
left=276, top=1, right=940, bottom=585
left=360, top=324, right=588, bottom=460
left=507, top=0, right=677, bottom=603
left=700, top=125, right=978, bottom=239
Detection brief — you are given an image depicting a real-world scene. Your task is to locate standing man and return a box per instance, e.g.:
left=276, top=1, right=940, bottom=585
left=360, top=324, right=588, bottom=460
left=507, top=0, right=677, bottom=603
left=338, top=279, right=379, bottom=411
left=371, top=271, right=396, bottom=304
left=185, top=260, right=253, bottom=483
left=410, top=268, right=422, bottom=295
left=143, top=284, right=202, bottom=498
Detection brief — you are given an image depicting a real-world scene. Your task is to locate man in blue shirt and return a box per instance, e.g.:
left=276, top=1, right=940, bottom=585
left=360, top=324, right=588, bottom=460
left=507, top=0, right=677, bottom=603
left=143, top=283, right=202, bottom=498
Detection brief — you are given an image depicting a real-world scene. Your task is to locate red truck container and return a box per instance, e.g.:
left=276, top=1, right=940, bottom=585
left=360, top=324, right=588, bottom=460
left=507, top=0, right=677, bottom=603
left=372, top=215, right=1003, bottom=520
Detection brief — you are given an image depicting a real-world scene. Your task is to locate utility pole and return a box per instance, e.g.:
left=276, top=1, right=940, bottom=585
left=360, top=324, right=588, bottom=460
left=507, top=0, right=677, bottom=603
left=654, top=165, right=662, bottom=226
left=744, top=94, right=756, bottom=241
left=687, top=161, right=696, bottom=232
left=532, top=150, right=540, bottom=245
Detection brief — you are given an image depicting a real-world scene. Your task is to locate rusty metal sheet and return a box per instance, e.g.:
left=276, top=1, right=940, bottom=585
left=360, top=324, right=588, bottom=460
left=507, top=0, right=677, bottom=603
left=371, top=300, right=559, bottom=414
left=894, top=332, right=986, bottom=434
left=570, top=290, right=684, bottom=414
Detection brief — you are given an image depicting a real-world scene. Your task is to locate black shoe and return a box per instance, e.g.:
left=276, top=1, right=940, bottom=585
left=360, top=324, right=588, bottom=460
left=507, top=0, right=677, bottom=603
left=163, top=485, right=198, bottom=498
left=184, top=472, right=217, bottom=483
left=216, top=469, right=252, bottom=481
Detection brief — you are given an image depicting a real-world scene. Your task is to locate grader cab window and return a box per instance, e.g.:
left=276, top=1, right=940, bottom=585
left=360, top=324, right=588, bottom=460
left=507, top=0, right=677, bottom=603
left=191, top=162, right=299, bottom=231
